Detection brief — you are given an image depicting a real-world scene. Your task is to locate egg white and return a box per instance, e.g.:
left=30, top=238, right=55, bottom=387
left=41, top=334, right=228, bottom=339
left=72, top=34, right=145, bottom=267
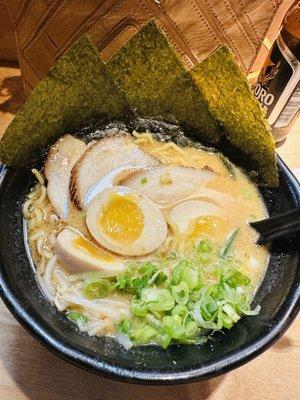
left=170, top=200, right=221, bottom=234
left=56, top=228, right=125, bottom=274
left=86, top=186, right=168, bottom=256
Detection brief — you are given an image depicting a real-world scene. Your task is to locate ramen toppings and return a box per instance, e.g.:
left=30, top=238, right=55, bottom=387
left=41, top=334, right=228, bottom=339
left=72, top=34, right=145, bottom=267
left=23, top=132, right=268, bottom=348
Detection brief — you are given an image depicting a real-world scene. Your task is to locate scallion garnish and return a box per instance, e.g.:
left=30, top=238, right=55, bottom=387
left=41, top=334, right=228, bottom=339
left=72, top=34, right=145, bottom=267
left=113, top=234, right=258, bottom=348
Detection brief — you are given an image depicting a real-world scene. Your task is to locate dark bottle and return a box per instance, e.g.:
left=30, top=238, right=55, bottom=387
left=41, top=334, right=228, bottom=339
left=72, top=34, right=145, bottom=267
left=253, top=1, right=300, bottom=143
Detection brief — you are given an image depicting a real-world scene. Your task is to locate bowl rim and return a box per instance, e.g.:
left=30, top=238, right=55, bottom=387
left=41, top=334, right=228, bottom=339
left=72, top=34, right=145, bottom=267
left=0, top=156, right=299, bottom=385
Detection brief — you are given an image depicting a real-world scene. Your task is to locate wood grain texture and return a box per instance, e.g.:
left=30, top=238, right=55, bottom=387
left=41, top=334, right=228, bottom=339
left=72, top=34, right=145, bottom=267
left=0, top=64, right=299, bottom=399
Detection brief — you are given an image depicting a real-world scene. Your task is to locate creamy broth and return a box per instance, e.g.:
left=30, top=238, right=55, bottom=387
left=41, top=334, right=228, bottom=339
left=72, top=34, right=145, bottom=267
left=23, top=133, right=269, bottom=347
left=134, top=134, right=268, bottom=293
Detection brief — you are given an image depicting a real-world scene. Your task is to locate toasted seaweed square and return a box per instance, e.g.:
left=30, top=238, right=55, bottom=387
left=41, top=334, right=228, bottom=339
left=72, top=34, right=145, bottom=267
left=107, top=21, right=220, bottom=143
left=192, top=46, right=278, bottom=186
left=0, top=35, right=132, bottom=167
left=1, top=28, right=277, bottom=187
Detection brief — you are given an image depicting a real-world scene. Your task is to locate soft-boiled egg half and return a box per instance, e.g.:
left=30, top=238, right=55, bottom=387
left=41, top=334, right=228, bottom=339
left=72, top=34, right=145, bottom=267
left=169, top=200, right=225, bottom=236
left=86, top=186, right=168, bottom=256
left=56, top=228, right=125, bottom=274
left=169, top=199, right=231, bottom=245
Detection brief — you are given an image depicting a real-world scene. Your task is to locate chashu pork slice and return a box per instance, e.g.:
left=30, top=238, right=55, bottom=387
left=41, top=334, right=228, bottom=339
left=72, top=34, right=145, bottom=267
left=45, top=134, right=87, bottom=219
left=70, top=135, right=159, bottom=209
left=121, top=165, right=216, bottom=207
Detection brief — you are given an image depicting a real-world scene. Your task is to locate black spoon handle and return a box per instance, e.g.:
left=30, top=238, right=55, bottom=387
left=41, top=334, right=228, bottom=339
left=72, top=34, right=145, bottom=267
left=250, top=208, right=300, bottom=245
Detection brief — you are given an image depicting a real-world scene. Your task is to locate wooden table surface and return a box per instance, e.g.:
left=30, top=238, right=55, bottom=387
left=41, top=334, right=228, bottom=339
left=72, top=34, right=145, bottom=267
left=0, top=65, right=299, bottom=400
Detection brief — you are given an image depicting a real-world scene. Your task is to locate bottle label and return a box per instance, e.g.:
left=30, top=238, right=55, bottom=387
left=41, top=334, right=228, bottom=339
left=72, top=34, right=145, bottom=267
left=274, top=83, right=300, bottom=128
left=253, top=33, right=300, bottom=126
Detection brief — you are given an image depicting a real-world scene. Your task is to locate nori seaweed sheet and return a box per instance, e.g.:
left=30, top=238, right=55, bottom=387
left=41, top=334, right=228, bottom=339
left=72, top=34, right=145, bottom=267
left=0, top=35, right=132, bottom=167
left=0, top=25, right=278, bottom=186
left=192, top=45, right=278, bottom=186
left=107, top=21, right=220, bottom=143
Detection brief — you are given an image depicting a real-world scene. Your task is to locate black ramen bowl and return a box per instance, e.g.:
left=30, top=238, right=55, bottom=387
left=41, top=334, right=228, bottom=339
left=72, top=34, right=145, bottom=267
left=0, top=120, right=300, bottom=384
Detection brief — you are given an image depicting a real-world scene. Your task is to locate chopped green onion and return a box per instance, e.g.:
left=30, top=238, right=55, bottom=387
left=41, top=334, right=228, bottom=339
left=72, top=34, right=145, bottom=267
left=172, top=304, right=188, bottom=317
left=223, top=303, right=241, bottom=323
left=146, top=313, right=162, bottom=328
left=112, top=233, right=260, bottom=348
left=131, top=299, right=148, bottom=316
left=171, top=281, right=190, bottom=305
left=171, top=260, right=198, bottom=290
left=140, top=177, right=148, bottom=184
left=141, top=288, right=175, bottom=312
left=220, top=229, right=239, bottom=258
left=158, top=333, right=172, bottom=349
left=182, top=266, right=199, bottom=290
left=225, top=270, right=250, bottom=288
left=66, top=311, right=88, bottom=325
left=115, top=262, right=158, bottom=295
left=148, top=270, right=168, bottom=286
left=118, top=318, right=131, bottom=335
left=69, top=270, right=119, bottom=282
left=196, top=335, right=209, bottom=345
left=196, top=239, right=212, bottom=254
left=83, top=278, right=112, bottom=299
left=184, top=320, right=198, bottom=338
left=134, top=324, right=157, bottom=344
left=189, top=290, right=201, bottom=301
left=131, top=288, right=175, bottom=316
left=162, top=315, right=185, bottom=339
left=187, top=300, right=195, bottom=311
left=242, top=304, right=261, bottom=316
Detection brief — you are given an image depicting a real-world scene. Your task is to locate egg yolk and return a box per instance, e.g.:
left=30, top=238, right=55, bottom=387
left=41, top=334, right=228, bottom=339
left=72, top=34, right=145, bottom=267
left=99, top=193, right=144, bottom=244
left=73, top=236, right=115, bottom=261
left=187, top=216, right=225, bottom=241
